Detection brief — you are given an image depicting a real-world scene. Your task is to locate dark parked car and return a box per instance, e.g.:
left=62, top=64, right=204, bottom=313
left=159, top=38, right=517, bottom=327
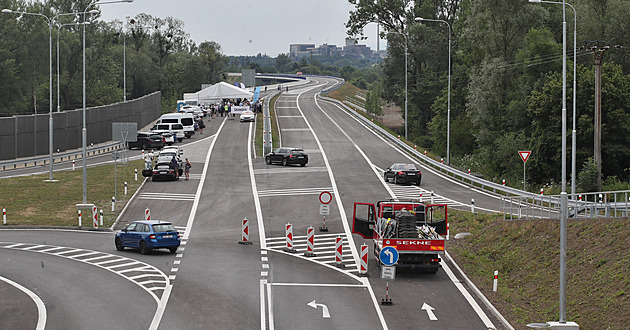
left=115, top=220, right=180, bottom=254
left=151, top=162, right=179, bottom=181
left=384, top=163, right=422, bottom=185
left=265, top=147, right=308, bottom=167
left=128, top=132, right=164, bottom=150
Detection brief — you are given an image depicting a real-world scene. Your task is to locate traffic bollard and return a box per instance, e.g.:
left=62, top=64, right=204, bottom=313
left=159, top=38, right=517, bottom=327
left=541, top=188, right=544, bottom=195
left=304, top=226, right=316, bottom=257
left=359, top=244, right=368, bottom=276
left=419, top=193, right=423, bottom=203
left=134, top=169, right=138, bottom=181
left=99, top=209, right=103, bottom=226
left=2, top=208, right=6, bottom=225
left=381, top=281, right=392, bottom=305
left=424, top=150, right=427, bottom=156
left=145, top=208, right=150, bottom=221
left=335, top=236, right=344, bottom=268
left=238, top=218, right=253, bottom=245
left=431, top=191, right=434, bottom=204
left=78, top=210, right=82, bottom=227
left=111, top=196, right=116, bottom=212
left=283, top=223, right=297, bottom=253
left=124, top=182, right=128, bottom=195
left=319, top=216, right=328, bottom=232
left=468, top=169, right=471, bottom=174
left=471, top=199, right=475, bottom=213
left=502, top=179, right=505, bottom=186
left=493, top=270, right=499, bottom=292
left=92, top=205, right=98, bottom=230
left=440, top=158, right=444, bottom=164
left=72, top=160, right=75, bottom=171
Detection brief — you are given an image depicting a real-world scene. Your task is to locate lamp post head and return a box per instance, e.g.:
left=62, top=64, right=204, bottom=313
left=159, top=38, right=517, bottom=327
left=414, top=17, right=424, bottom=22
left=88, top=9, right=99, bottom=14
left=2, top=9, right=13, bottom=13
left=528, top=0, right=542, bottom=2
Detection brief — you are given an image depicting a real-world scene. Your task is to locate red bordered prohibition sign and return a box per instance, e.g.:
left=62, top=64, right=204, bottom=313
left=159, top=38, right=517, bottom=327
left=319, top=191, right=332, bottom=204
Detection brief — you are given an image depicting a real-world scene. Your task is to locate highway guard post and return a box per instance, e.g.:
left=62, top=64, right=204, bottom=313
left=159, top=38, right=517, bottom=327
left=238, top=217, right=253, bottom=245
left=75, top=203, right=95, bottom=228
left=380, top=246, right=399, bottom=305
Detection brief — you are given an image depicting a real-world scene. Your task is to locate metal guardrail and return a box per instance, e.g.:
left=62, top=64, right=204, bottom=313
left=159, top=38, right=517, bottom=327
left=502, top=190, right=630, bottom=220
left=320, top=78, right=345, bottom=94
left=0, top=142, right=123, bottom=171
left=263, top=91, right=280, bottom=155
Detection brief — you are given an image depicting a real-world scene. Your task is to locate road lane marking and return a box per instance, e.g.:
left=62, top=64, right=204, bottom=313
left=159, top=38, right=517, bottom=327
left=0, top=242, right=169, bottom=305
left=0, top=275, right=46, bottom=330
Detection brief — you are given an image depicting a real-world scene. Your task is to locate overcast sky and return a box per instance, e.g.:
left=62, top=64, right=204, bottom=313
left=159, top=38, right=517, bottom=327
left=98, top=0, right=384, bottom=57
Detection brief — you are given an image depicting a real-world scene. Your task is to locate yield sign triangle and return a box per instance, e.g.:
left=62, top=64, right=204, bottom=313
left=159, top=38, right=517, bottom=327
left=518, top=151, right=532, bottom=163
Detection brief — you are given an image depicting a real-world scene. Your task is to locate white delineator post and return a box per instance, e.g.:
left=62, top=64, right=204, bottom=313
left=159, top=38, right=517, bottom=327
left=238, top=217, right=253, bottom=245
left=72, top=160, right=75, bottom=170
left=92, top=205, right=98, bottom=229
left=145, top=208, right=150, bottom=221
left=304, top=226, right=316, bottom=256
left=493, top=270, right=499, bottom=292
left=124, top=181, right=128, bottom=195
left=359, top=244, right=368, bottom=276
left=2, top=208, right=6, bottom=225
left=99, top=209, right=103, bottom=226
left=78, top=210, right=82, bottom=227
left=134, top=169, right=138, bottom=181
left=335, top=236, right=344, bottom=267
left=283, top=223, right=296, bottom=253
left=471, top=198, right=475, bottom=213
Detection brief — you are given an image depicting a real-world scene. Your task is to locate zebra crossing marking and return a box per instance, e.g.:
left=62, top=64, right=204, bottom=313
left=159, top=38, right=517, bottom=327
left=0, top=242, right=170, bottom=304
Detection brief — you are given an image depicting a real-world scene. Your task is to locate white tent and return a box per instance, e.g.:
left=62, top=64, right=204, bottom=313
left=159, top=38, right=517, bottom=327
left=184, top=82, right=253, bottom=103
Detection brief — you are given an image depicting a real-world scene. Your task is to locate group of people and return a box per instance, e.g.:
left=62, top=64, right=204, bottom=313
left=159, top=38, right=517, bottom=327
left=201, top=98, right=263, bottom=118
left=144, top=150, right=192, bottom=181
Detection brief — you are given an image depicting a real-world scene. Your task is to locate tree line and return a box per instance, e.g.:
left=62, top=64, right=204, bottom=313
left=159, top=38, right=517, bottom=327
left=346, top=0, right=630, bottom=191
left=0, top=0, right=225, bottom=117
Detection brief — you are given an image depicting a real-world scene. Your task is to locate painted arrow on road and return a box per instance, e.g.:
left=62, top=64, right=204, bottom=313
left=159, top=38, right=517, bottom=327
left=421, top=303, right=438, bottom=321
left=307, top=300, right=330, bottom=318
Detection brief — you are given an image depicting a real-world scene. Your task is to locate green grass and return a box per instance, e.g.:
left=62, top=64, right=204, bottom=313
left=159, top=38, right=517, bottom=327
left=0, top=160, right=145, bottom=228
left=448, top=210, right=630, bottom=329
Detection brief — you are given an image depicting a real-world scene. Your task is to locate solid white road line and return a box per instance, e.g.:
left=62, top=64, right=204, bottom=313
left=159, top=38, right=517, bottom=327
left=0, top=275, right=46, bottom=330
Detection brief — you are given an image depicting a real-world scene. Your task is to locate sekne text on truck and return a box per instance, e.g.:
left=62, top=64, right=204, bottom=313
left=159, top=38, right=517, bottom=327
left=352, top=200, right=448, bottom=274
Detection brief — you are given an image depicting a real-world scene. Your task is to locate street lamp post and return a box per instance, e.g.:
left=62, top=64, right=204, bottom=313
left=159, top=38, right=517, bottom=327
left=81, top=0, right=133, bottom=204
left=528, top=0, right=574, bottom=326
left=386, top=31, right=408, bottom=140
left=529, top=0, right=578, bottom=197
left=415, top=17, right=452, bottom=164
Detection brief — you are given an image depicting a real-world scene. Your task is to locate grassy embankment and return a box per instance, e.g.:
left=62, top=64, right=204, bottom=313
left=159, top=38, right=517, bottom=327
left=0, top=160, right=144, bottom=227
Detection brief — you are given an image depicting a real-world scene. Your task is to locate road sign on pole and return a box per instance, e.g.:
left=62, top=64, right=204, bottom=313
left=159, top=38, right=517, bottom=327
left=519, top=151, right=532, bottom=191
left=379, top=246, right=399, bottom=266
left=319, top=204, right=330, bottom=216
left=319, top=191, right=332, bottom=204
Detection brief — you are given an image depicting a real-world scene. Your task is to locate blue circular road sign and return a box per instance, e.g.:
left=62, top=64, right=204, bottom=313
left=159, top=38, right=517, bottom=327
left=379, top=246, right=399, bottom=266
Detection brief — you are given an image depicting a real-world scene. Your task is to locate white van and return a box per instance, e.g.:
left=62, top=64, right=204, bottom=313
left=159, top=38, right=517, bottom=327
left=157, top=113, right=195, bottom=138
left=150, top=123, right=185, bottom=142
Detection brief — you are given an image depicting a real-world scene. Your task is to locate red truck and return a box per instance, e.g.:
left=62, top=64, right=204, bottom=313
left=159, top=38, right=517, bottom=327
left=352, top=200, right=448, bottom=274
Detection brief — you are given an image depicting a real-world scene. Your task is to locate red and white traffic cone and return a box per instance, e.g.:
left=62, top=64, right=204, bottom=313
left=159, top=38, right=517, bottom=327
left=304, top=226, right=316, bottom=256
left=283, top=223, right=297, bottom=253
left=335, top=236, right=344, bottom=268
left=359, top=244, right=368, bottom=276
left=238, top=217, right=253, bottom=245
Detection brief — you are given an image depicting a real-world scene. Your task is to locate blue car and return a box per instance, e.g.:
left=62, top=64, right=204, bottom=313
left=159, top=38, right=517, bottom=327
left=115, top=220, right=180, bottom=254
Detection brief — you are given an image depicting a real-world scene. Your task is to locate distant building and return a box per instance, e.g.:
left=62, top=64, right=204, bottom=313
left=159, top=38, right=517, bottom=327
left=289, top=39, right=378, bottom=61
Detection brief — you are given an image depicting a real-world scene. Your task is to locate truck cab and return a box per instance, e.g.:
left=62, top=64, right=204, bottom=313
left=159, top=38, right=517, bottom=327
left=352, top=200, right=448, bottom=273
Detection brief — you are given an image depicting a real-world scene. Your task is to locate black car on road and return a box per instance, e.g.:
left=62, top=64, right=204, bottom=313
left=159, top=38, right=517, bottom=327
left=128, top=132, right=164, bottom=150
left=384, top=163, right=422, bottom=185
left=265, top=147, right=308, bottom=167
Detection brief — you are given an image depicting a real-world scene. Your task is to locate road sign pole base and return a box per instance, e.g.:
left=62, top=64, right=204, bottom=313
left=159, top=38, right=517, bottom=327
left=303, top=252, right=317, bottom=257
left=238, top=241, right=253, bottom=245
left=358, top=273, right=369, bottom=277
left=335, top=263, right=345, bottom=268
left=283, top=248, right=297, bottom=253
left=319, top=226, right=328, bottom=232
left=381, top=298, right=392, bottom=305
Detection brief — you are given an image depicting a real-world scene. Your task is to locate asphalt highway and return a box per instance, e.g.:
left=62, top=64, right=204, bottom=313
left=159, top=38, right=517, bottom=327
left=0, top=78, right=511, bottom=329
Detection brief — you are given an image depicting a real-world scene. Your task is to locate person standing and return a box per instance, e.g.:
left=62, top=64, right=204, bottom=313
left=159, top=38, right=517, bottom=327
left=145, top=149, right=154, bottom=170
left=198, top=118, right=205, bottom=134
left=170, top=155, right=179, bottom=179
left=184, top=158, right=191, bottom=180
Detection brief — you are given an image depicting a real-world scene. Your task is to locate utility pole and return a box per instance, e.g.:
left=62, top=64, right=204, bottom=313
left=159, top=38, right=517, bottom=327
left=583, top=40, right=622, bottom=191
